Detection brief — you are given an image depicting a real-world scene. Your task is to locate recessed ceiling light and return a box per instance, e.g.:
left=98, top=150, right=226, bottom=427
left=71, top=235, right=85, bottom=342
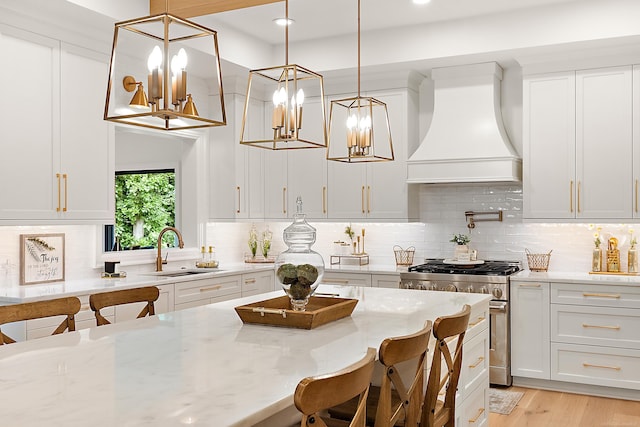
left=273, top=17, right=294, bottom=26
left=413, top=0, right=432, bottom=4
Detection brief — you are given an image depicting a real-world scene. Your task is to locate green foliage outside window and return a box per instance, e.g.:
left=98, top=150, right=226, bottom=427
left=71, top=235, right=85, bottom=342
left=115, top=171, right=176, bottom=249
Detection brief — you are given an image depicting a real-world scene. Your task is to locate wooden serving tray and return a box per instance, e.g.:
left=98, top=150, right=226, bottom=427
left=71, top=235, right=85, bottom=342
left=235, top=295, right=358, bottom=329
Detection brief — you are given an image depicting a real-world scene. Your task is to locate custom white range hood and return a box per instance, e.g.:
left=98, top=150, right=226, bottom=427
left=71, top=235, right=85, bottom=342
left=408, top=62, right=521, bottom=183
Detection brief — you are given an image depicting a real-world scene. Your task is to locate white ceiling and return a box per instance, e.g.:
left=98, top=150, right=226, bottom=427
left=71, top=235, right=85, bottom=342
left=198, top=0, right=587, bottom=45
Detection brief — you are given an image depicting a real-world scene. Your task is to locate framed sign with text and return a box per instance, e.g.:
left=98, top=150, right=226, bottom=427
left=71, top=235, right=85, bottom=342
left=20, top=233, right=65, bottom=285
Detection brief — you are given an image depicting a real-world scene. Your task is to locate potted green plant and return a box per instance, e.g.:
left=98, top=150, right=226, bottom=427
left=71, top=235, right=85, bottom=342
left=450, top=233, right=471, bottom=260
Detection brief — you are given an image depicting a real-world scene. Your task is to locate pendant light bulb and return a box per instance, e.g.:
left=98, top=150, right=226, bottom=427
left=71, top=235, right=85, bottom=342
left=147, top=46, right=163, bottom=73
left=296, top=88, right=305, bottom=106
left=359, top=115, right=371, bottom=131
left=347, top=114, right=358, bottom=130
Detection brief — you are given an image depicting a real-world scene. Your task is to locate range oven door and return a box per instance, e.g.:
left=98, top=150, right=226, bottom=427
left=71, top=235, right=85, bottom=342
left=489, top=300, right=512, bottom=386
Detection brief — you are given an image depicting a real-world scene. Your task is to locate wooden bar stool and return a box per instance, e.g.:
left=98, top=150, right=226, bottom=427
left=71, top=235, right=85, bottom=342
left=294, top=347, right=377, bottom=427
left=421, top=304, right=471, bottom=427
left=0, top=297, right=81, bottom=344
left=328, top=321, right=433, bottom=427
left=89, top=286, right=159, bottom=326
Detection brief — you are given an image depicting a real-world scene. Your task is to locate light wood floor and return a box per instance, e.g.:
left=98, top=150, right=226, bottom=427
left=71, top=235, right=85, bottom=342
left=488, top=387, right=640, bottom=427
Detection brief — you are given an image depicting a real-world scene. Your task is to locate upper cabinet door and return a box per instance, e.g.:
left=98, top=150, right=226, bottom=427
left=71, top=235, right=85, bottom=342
left=59, top=44, right=114, bottom=221
left=523, top=71, right=576, bottom=219
left=0, top=26, right=60, bottom=221
left=576, top=66, right=632, bottom=219
left=632, top=65, right=640, bottom=218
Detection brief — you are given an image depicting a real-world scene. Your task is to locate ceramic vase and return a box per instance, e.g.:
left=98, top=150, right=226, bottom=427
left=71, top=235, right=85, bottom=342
left=591, top=248, right=602, bottom=272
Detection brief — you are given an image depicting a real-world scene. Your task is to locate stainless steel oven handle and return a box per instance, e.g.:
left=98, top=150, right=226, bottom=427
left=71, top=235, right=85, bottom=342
left=489, top=301, right=507, bottom=312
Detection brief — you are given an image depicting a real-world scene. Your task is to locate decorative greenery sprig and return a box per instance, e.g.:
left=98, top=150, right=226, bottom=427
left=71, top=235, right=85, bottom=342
left=450, top=234, right=471, bottom=245
left=345, top=224, right=355, bottom=242
left=630, top=229, right=637, bottom=249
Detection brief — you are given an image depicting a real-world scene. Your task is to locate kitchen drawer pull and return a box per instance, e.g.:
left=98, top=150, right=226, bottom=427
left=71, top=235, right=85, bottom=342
left=636, top=179, right=638, bottom=213
left=56, top=173, right=62, bottom=212
left=468, top=316, right=485, bottom=327
left=236, top=186, right=241, bottom=214
left=577, top=181, right=581, bottom=213
left=570, top=180, right=573, bottom=213
left=244, top=278, right=256, bottom=284
left=468, top=408, right=485, bottom=423
left=361, top=186, right=365, bottom=213
left=283, top=187, right=287, bottom=214
left=322, top=186, right=327, bottom=214
left=252, top=307, right=287, bottom=318
left=324, top=279, right=350, bottom=284
left=583, top=292, right=620, bottom=299
left=518, top=283, right=541, bottom=288
left=200, top=285, right=222, bottom=292
left=468, top=356, right=484, bottom=369
left=582, top=323, right=620, bottom=330
left=583, top=362, right=621, bottom=371
left=63, top=173, right=68, bottom=212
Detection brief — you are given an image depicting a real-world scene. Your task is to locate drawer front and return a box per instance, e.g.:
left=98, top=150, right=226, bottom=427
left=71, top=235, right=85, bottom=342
left=322, top=272, right=371, bottom=287
left=552, top=282, right=640, bottom=309
left=174, top=276, right=242, bottom=305
left=461, top=327, right=489, bottom=399
left=242, top=271, right=275, bottom=297
left=552, top=304, right=640, bottom=349
left=457, top=377, right=489, bottom=427
left=551, top=342, right=640, bottom=390
left=466, top=306, right=489, bottom=341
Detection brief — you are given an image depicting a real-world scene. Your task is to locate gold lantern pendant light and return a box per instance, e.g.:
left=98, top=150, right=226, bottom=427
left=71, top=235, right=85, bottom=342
left=104, top=1, right=226, bottom=131
left=327, top=0, right=394, bottom=162
left=240, top=0, right=327, bottom=150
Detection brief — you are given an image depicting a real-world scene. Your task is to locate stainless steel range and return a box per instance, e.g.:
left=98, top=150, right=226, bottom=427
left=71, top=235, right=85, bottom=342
left=399, top=259, right=521, bottom=386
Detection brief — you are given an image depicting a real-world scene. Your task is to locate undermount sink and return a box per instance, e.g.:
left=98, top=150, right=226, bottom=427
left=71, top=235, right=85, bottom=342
left=142, top=268, right=223, bottom=278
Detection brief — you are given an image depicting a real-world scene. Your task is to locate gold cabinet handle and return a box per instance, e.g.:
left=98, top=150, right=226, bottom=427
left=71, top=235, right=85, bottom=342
left=324, top=279, right=350, bottom=285
left=468, top=316, right=485, bottom=327
left=361, top=186, right=365, bottom=213
left=583, top=362, right=621, bottom=371
left=577, top=181, right=581, bottom=213
left=468, top=408, right=485, bottom=423
left=570, top=180, right=573, bottom=213
left=367, top=185, right=371, bottom=213
left=636, top=179, right=638, bottom=213
left=468, top=356, right=485, bottom=369
left=236, top=186, right=241, bottom=214
left=583, top=292, right=620, bottom=299
left=56, top=173, right=62, bottom=212
left=283, top=187, right=287, bottom=214
left=582, top=323, right=620, bottom=330
left=322, top=186, right=327, bottom=214
left=519, top=283, right=542, bottom=288
left=63, top=173, right=68, bottom=212
left=244, top=278, right=256, bottom=284
left=200, top=285, right=222, bottom=292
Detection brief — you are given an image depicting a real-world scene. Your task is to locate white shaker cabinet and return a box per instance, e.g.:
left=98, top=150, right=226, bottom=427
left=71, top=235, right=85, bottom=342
left=0, top=27, right=113, bottom=223
left=523, top=66, right=633, bottom=220
left=575, top=66, right=632, bottom=219
left=0, top=27, right=60, bottom=221
left=523, top=72, right=576, bottom=219
left=59, top=44, right=114, bottom=221
left=209, top=94, right=264, bottom=220
left=510, top=281, right=550, bottom=380
left=241, top=270, right=275, bottom=297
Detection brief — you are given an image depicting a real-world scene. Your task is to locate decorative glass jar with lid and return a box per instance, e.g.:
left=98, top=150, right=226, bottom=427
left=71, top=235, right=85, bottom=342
left=275, top=197, right=325, bottom=311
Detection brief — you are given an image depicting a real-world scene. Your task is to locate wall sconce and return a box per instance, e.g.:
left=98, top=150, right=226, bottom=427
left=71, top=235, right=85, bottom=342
left=104, top=12, right=226, bottom=131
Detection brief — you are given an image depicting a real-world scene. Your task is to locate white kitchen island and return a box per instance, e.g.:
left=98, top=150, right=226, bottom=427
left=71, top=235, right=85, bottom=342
left=0, top=285, right=490, bottom=427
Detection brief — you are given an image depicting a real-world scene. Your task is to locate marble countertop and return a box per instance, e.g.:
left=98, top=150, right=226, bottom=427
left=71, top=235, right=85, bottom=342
left=513, top=270, right=640, bottom=286
left=324, top=262, right=406, bottom=274
left=0, top=263, right=275, bottom=304
left=0, top=285, right=490, bottom=427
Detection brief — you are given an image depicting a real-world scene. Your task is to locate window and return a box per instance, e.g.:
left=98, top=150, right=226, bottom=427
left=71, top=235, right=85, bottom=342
left=105, top=169, right=176, bottom=251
